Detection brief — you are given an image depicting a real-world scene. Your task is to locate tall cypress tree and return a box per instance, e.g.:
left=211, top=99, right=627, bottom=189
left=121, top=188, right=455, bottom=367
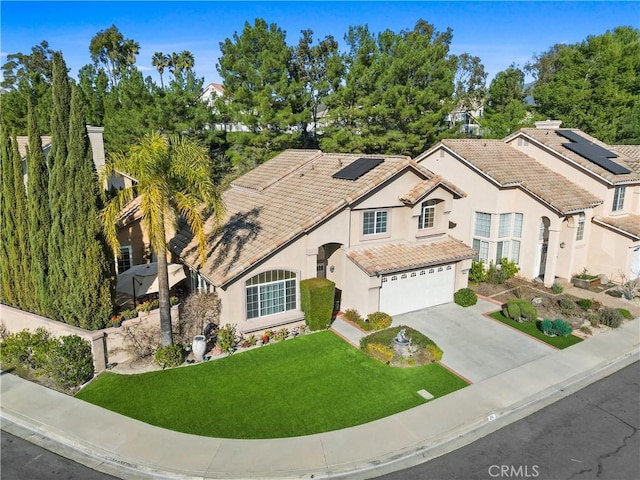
left=0, top=127, right=18, bottom=306
left=63, top=85, right=114, bottom=328
left=10, top=130, right=36, bottom=311
left=47, top=52, right=71, bottom=320
left=27, top=99, right=51, bottom=316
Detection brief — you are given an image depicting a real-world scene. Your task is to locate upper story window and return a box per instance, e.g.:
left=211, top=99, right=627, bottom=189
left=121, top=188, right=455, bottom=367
left=612, top=186, right=625, bottom=212
left=418, top=200, right=437, bottom=229
left=576, top=213, right=586, bottom=241
left=474, top=212, right=491, bottom=237
left=116, top=246, right=132, bottom=274
left=246, top=270, right=297, bottom=320
left=363, top=210, right=388, bottom=235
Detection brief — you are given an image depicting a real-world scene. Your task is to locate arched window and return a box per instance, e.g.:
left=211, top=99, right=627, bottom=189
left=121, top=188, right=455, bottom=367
left=418, top=200, right=438, bottom=229
left=246, top=270, right=297, bottom=319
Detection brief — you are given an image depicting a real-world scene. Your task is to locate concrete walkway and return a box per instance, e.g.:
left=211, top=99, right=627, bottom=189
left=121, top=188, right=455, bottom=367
left=1, top=316, right=638, bottom=480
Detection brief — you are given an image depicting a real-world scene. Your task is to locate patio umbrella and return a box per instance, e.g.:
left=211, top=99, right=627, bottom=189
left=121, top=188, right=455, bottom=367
left=116, top=262, right=187, bottom=299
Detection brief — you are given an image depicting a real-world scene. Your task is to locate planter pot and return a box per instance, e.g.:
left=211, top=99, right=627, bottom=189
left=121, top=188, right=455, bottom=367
left=571, top=276, right=601, bottom=289
left=192, top=335, right=207, bottom=362
left=256, top=339, right=263, bottom=346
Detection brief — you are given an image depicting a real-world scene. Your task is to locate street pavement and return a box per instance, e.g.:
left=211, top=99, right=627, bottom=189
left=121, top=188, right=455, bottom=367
left=1, top=304, right=639, bottom=479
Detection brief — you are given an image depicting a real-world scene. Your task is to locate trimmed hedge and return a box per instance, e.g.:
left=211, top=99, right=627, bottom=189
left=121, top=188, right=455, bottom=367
left=502, top=299, right=538, bottom=322
left=454, top=288, right=477, bottom=307
left=300, top=277, right=336, bottom=331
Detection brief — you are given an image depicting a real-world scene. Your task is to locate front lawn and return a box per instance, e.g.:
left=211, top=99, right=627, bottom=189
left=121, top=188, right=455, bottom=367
left=76, top=331, right=468, bottom=439
left=489, top=312, right=583, bottom=349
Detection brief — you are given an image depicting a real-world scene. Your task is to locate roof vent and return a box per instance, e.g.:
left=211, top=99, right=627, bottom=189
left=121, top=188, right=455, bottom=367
left=333, top=157, right=384, bottom=181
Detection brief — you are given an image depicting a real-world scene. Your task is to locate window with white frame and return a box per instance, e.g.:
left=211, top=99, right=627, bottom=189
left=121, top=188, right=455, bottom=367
left=363, top=210, right=388, bottom=235
left=116, top=246, right=132, bottom=273
left=246, top=270, right=297, bottom=320
left=418, top=200, right=437, bottom=229
left=612, top=186, right=625, bottom=212
left=190, top=270, right=210, bottom=293
left=576, top=212, right=586, bottom=241
left=472, top=212, right=491, bottom=262
left=494, top=213, right=523, bottom=264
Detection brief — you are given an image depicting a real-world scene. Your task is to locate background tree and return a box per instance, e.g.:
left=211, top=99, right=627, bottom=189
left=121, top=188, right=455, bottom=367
left=26, top=99, right=52, bottom=316
left=89, top=25, right=140, bottom=88
left=322, top=20, right=457, bottom=156
left=0, top=41, right=55, bottom=134
left=0, top=127, right=19, bottom=306
left=527, top=26, right=640, bottom=143
left=217, top=19, right=302, bottom=169
left=101, top=133, right=225, bottom=345
left=291, top=30, right=343, bottom=148
left=482, top=64, right=533, bottom=138
left=151, top=52, right=170, bottom=89
left=77, top=64, right=109, bottom=126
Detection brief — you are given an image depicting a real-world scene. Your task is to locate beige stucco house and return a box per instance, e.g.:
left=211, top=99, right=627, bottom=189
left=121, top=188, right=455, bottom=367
left=416, top=121, right=640, bottom=287
left=170, top=149, right=475, bottom=333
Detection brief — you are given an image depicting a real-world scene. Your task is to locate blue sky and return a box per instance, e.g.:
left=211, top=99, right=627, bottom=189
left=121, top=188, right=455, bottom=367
left=1, top=1, right=638, bottom=86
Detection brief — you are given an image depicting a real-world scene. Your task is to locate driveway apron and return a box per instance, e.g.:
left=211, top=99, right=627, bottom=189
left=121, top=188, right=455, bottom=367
left=393, top=299, right=555, bottom=383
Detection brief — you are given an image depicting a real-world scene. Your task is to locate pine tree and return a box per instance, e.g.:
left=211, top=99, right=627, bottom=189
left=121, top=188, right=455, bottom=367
left=27, top=99, right=51, bottom=316
left=47, top=51, right=71, bottom=320
left=63, top=85, right=114, bottom=328
left=0, top=127, right=18, bottom=306
left=10, top=129, right=36, bottom=311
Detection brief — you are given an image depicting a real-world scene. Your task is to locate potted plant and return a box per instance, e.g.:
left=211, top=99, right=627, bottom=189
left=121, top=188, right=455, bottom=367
left=110, top=315, right=123, bottom=328
left=571, top=268, right=601, bottom=289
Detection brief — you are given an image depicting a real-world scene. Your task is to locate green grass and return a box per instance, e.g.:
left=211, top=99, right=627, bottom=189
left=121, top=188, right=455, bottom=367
left=76, top=331, right=468, bottom=439
left=489, top=312, right=583, bottom=349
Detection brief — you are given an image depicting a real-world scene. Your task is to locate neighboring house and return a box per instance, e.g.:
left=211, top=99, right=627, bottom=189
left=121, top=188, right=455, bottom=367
left=114, top=196, right=155, bottom=274
left=170, top=149, right=475, bottom=333
left=445, top=104, right=485, bottom=137
left=416, top=120, right=640, bottom=286
left=199, top=82, right=250, bottom=133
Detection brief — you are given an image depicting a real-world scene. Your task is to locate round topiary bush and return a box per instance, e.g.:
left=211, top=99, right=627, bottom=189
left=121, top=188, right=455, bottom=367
left=454, top=288, right=478, bottom=307
left=503, top=299, right=538, bottom=322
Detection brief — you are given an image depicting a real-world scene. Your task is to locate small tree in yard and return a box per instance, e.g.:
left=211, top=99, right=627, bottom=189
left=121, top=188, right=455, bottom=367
left=300, top=278, right=335, bottom=331
left=176, top=292, right=221, bottom=344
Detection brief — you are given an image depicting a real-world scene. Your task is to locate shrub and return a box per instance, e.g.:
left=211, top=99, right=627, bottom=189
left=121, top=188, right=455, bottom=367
left=599, top=307, right=623, bottom=328
left=45, top=335, right=95, bottom=388
left=366, top=312, right=393, bottom=330
left=558, top=297, right=577, bottom=315
left=454, top=288, right=477, bottom=307
left=539, top=318, right=573, bottom=337
left=154, top=344, right=183, bottom=369
left=0, top=328, right=53, bottom=371
left=424, top=344, right=443, bottom=362
left=469, top=260, right=487, bottom=283
left=486, top=261, right=508, bottom=285
left=503, top=299, right=538, bottom=322
left=300, top=277, right=336, bottom=331
left=500, top=258, right=519, bottom=279
left=540, top=319, right=555, bottom=336
left=365, top=343, right=394, bottom=364
left=576, top=298, right=593, bottom=311
left=216, top=323, right=238, bottom=353
left=551, top=282, right=564, bottom=294
left=579, top=325, right=592, bottom=335
left=617, top=308, right=632, bottom=319
left=342, top=308, right=362, bottom=324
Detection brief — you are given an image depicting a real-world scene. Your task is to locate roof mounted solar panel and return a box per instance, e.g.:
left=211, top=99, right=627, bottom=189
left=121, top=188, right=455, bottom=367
left=557, top=129, right=630, bottom=175
left=332, top=157, right=384, bottom=180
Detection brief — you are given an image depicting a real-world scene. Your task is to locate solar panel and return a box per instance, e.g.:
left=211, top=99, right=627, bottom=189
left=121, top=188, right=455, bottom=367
left=557, top=130, right=630, bottom=175
left=332, top=157, right=384, bottom=180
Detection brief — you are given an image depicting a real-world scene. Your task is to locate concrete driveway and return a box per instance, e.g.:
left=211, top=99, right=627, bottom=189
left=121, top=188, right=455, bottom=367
left=393, top=299, right=555, bottom=383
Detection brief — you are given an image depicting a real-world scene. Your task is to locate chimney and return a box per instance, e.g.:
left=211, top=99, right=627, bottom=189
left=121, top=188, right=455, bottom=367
left=535, top=119, right=562, bottom=130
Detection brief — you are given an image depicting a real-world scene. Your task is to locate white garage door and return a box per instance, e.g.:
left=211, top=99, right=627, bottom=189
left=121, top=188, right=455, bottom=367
left=379, top=264, right=455, bottom=316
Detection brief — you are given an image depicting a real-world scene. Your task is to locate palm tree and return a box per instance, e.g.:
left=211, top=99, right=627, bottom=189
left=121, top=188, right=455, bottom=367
left=151, top=52, right=170, bottom=89
left=100, top=133, right=225, bottom=345
left=177, top=50, right=195, bottom=73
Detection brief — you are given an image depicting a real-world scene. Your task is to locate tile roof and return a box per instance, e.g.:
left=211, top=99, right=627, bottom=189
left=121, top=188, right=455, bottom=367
left=439, top=139, right=603, bottom=214
left=517, top=128, right=640, bottom=184
left=611, top=145, right=640, bottom=174
left=399, top=173, right=466, bottom=205
left=593, top=215, right=640, bottom=240
left=346, top=237, right=476, bottom=276
left=16, top=136, right=52, bottom=158
left=171, top=150, right=443, bottom=287
left=116, top=196, right=143, bottom=227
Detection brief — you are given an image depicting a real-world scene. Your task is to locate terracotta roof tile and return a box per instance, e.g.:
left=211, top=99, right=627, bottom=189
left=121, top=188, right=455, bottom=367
left=116, top=196, right=143, bottom=227
left=171, top=150, right=438, bottom=286
left=518, top=129, right=640, bottom=184
left=16, top=136, right=52, bottom=158
left=440, top=139, right=603, bottom=214
left=347, top=237, right=476, bottom=276
left=593, top=214, right=640, bottom=240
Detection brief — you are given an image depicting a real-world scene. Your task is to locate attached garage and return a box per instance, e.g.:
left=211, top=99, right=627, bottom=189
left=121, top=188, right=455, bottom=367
left=379, top=264, right=455, bottom=316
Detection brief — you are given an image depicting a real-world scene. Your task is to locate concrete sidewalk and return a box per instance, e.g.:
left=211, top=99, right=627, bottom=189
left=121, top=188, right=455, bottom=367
left=1, top=318, right=639, bottom=480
